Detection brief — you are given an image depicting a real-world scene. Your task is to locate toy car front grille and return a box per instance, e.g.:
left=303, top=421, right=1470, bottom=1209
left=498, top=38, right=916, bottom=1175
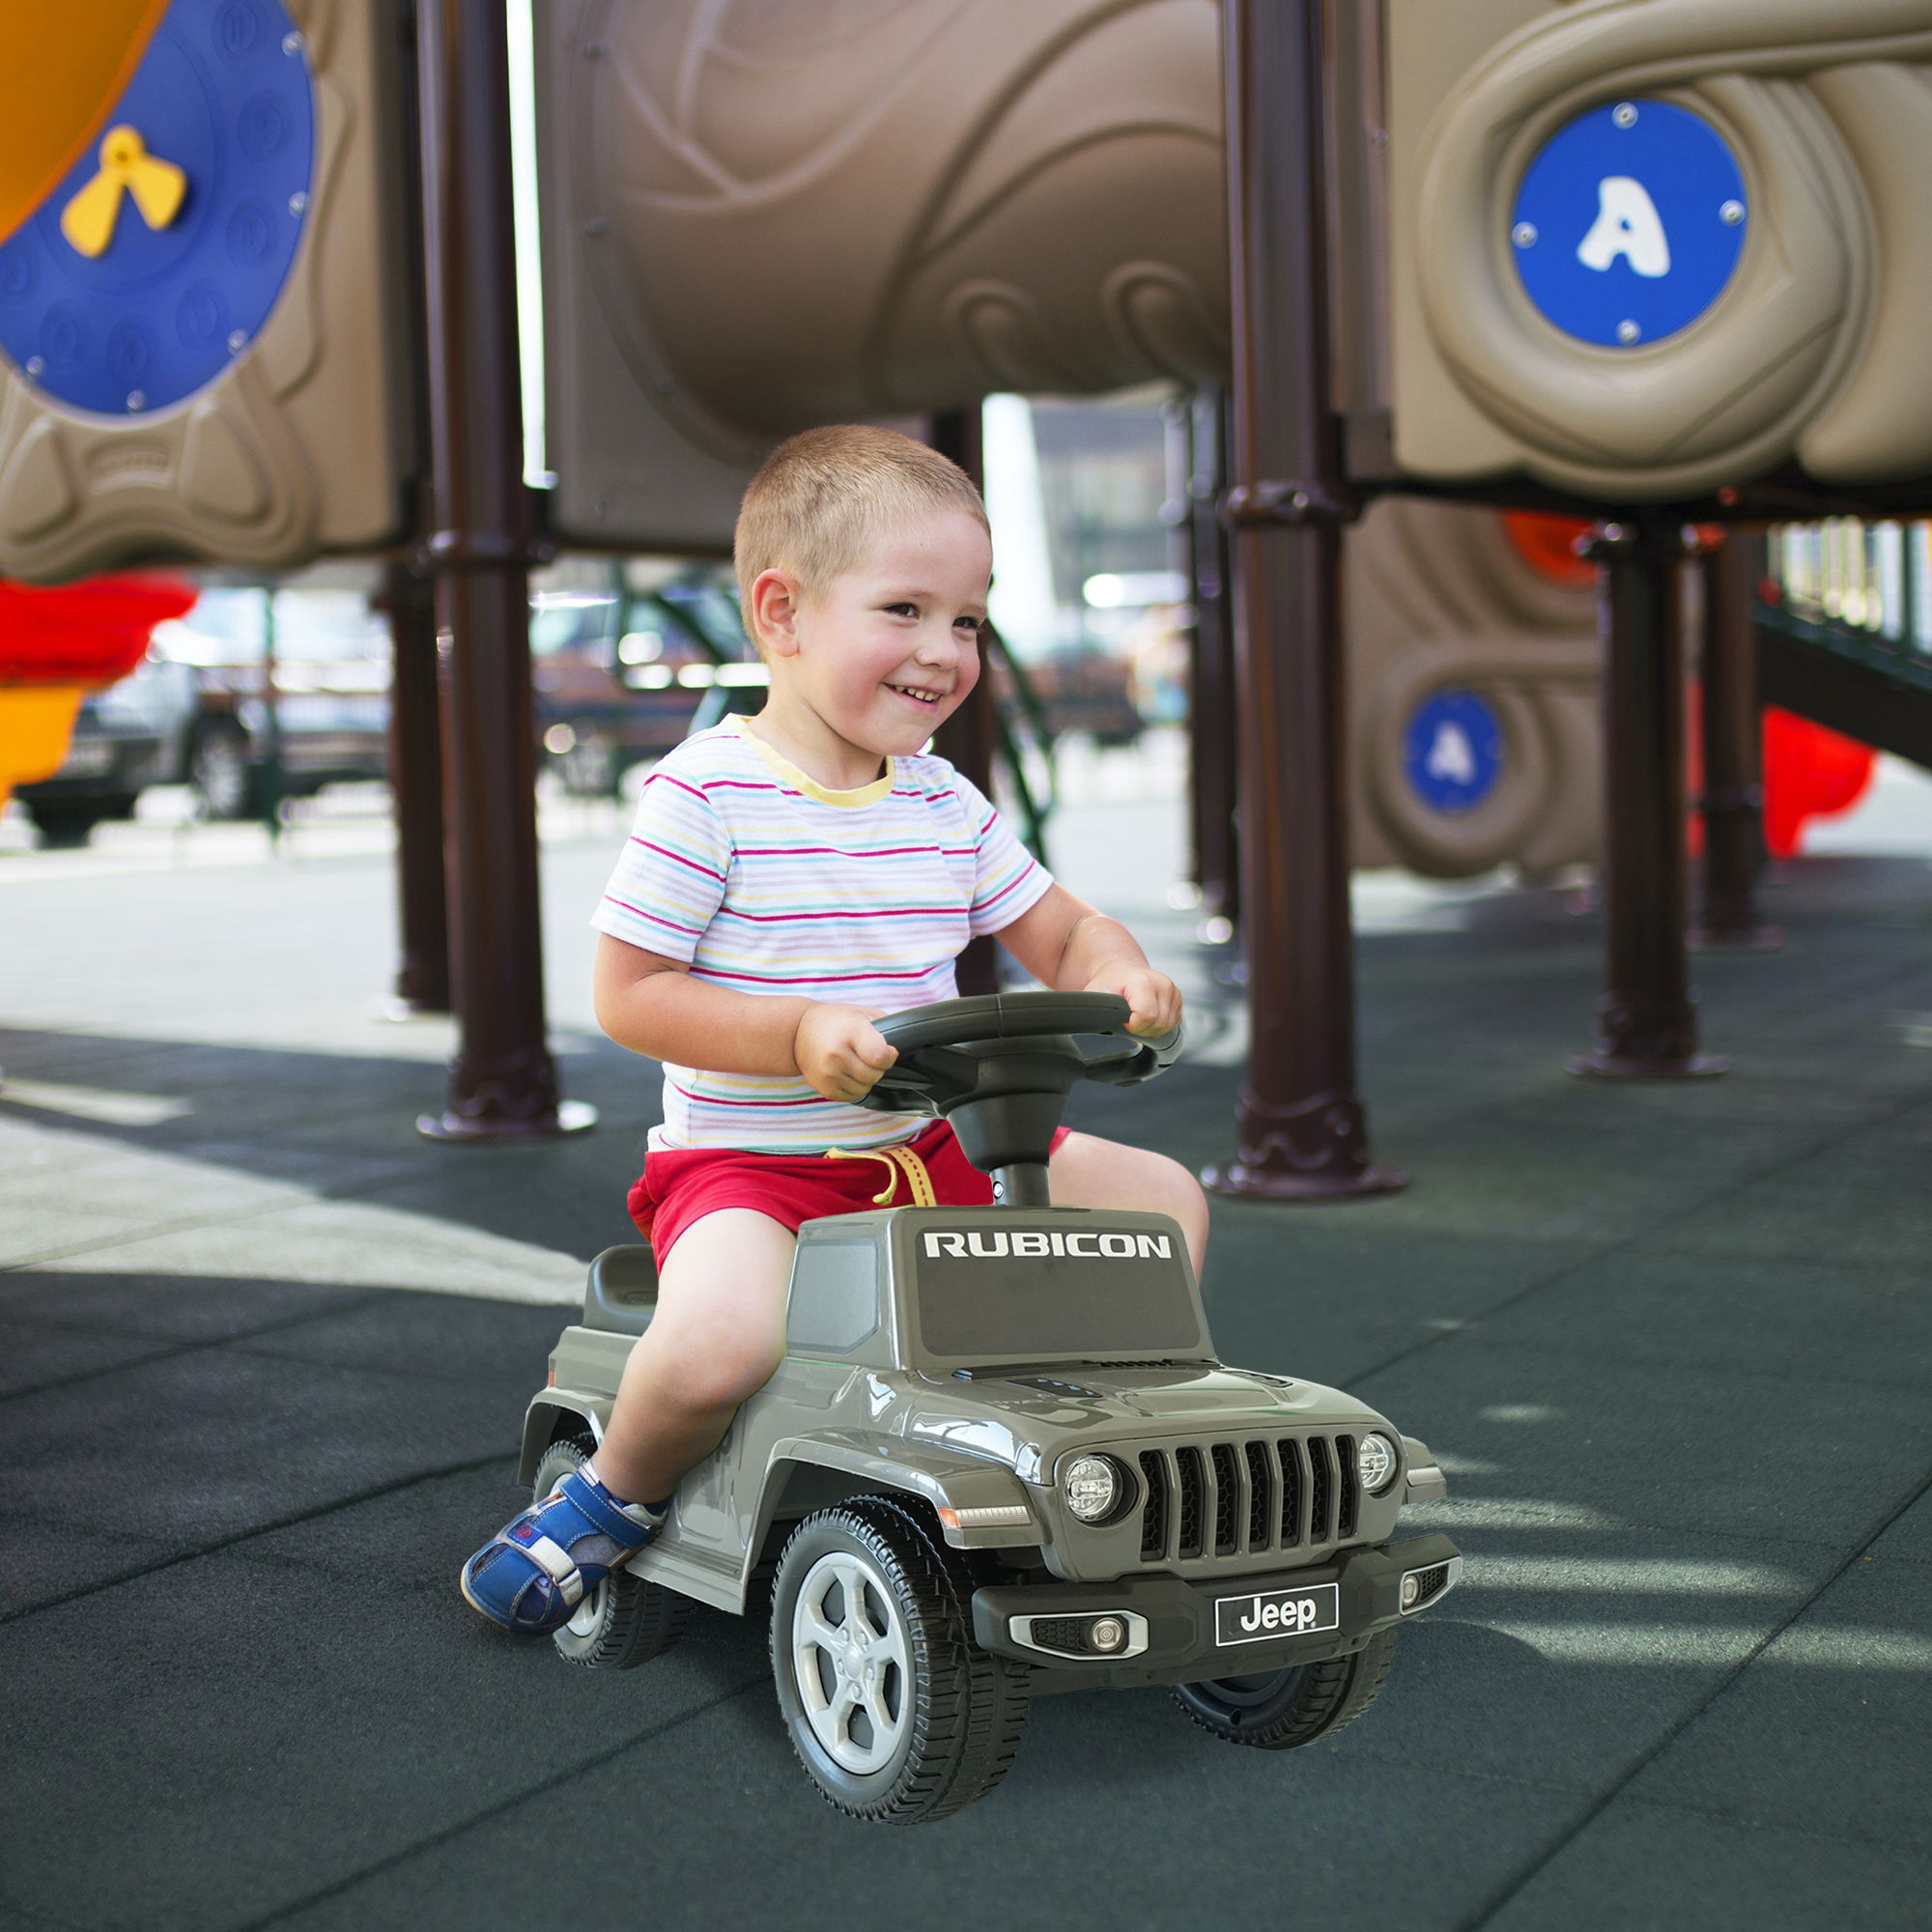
left=1136, top=1433, right=1363, bottom=1563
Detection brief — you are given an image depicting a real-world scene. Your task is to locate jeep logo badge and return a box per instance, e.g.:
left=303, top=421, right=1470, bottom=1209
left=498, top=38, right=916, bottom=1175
left=922, top=1230, right=1172, bottom=1260
left=1214, top=1583, right=1340, bottom=1646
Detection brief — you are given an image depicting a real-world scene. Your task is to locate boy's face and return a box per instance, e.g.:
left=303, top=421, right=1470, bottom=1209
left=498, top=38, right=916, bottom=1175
left=760, top=508, right=992, bottom=762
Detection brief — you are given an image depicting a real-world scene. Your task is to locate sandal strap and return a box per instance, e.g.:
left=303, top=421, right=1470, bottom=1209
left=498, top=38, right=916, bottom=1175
left=506, top=1531, right=584, bottom=1605
left=551, top=1466, right=657, bottom=1545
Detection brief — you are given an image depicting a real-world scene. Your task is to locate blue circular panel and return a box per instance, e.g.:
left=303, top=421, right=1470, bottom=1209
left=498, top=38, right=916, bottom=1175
left=1404, top=691, right=1504, bottom=816
left=1511, top=99, right=1746, bottom=349
left=0, top=0, right=313, bottom=416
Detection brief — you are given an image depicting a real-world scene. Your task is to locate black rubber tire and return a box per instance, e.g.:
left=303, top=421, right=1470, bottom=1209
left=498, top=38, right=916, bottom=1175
left=21, top=800, right=104, bottom=847
left=1172, top=1625, right=1399, bottom=1749
left=187, top=721, right=257, bottom=820
left=770, top=1496, right=1032, bottom=1824
left=531, top=1439, right=689, bottom=1670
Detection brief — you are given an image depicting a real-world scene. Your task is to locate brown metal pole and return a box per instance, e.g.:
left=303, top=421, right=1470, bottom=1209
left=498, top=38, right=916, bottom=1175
left=1568, top=521, right=1726, bottom=1079
left=413, top=0, right=588, bottom=1139
left=380, top=558, right=450, bottom=1012
left=1694, top=528, right=1779, bottom=949
left=1182, top=384, right=1239, bottom=930
left=927, top=405, right=1001, bottom=997
left=1205, top=0, right=1402, bottom=1199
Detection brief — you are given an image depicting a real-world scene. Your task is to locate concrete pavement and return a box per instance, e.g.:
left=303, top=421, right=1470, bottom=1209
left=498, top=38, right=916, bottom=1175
left=2, top=775, right=1930, bottom=1930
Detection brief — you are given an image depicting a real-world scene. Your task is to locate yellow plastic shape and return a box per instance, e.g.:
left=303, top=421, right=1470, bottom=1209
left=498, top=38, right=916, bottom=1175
left=60, top=124, right=185, bottom=259
left=0, top=684, right=84, bottom=810
left=0, top=0, right=168, bottom=246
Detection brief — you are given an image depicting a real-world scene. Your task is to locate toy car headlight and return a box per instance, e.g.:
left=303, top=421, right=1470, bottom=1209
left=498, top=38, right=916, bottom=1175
left=1063, top=1454, right=1132, bottom=1524
left=1357, top=1433, right=1399, bottom=1493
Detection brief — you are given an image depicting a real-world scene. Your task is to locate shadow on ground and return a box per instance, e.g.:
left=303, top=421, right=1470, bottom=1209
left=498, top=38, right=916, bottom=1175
left=3, top=856, right=1931, bottom=1928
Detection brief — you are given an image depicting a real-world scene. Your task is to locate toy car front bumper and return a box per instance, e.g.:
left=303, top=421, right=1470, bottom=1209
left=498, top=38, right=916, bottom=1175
left=970, top=1532, right=1462, bottom=1690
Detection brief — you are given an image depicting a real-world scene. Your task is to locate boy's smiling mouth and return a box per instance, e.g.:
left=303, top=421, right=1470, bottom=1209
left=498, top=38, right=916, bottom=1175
left=885, top=682, right=945, bottom=706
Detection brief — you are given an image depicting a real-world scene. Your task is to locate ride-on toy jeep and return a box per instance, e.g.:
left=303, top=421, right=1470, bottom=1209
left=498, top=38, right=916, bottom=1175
left=515, top=993, right=1461, bottom=1822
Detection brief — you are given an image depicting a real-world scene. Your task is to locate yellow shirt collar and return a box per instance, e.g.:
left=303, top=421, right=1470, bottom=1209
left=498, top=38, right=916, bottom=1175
left=731, top=715, right=895, bottom=809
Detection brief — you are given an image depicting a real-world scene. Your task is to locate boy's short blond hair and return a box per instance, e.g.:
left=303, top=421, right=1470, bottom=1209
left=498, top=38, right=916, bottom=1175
left=733, top=424, right=988, bottom=623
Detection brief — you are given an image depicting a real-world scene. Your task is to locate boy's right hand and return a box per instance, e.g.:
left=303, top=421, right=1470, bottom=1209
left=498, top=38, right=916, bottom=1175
left=793, top=1003, right=898, bottom=1103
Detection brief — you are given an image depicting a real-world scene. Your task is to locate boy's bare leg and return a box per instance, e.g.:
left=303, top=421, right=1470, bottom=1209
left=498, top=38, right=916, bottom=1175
left=1048, top=1130, right=1209, bottom=1279
left=585, top=1208, right=793, bottom=1507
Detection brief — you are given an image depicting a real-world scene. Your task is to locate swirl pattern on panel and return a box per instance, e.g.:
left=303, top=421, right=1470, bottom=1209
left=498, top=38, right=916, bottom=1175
left=1347, top=499, right=1599, bottom=879
left=576, top=0, right=1227, bottom=445
left=1414, top=0, right=1932, bottom=497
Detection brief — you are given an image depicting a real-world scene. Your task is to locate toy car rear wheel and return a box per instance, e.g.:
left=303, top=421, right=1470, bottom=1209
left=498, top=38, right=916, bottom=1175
left=1172, top=1625, right=1399, bottom=1749
left=531, top=1439, right=689, bottom=1670
left=770, top=1497, right=1031, bottom=1824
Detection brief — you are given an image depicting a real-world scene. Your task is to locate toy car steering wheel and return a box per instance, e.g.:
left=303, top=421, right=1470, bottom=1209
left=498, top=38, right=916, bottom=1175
left=852, top=991, right=1182, bottom=1206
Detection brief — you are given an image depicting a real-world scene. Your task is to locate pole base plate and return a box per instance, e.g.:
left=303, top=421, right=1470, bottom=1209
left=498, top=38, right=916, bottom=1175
left=1202, top=1160, right=1408, bottom=1201
left=1564, top=1051, right=1727, bottom=1081
left=416, top=1098, right=599, bottom=1142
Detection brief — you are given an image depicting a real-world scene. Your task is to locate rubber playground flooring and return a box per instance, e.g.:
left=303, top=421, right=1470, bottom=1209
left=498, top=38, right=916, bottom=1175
left=2, top=847, right=1930, bottom=1931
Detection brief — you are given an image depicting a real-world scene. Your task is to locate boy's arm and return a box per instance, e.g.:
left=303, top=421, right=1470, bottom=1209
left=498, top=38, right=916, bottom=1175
left=592, top=934, right=897, bottom=1103
left=993, top=882, right=1182, bottom=1036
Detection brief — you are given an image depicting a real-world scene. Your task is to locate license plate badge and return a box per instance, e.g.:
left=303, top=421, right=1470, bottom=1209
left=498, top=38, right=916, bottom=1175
left=1214, top=1581, right=1340, bottom=1646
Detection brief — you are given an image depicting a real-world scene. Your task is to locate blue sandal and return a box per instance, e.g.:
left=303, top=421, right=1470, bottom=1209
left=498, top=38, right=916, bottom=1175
left=460, top=1466, right=666, bottom=1634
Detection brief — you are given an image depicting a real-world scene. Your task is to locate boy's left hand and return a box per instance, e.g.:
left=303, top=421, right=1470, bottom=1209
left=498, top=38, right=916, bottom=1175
left=1083, top=964, right=1181, bottom=1037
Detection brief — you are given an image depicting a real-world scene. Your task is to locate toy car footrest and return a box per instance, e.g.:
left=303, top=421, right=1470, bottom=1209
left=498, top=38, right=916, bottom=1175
left=584, top=1245, right=657, bottom=1336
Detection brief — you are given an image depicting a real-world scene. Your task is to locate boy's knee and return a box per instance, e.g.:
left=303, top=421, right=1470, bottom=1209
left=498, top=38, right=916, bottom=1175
left=672, top=1336, right=784, bottom=1415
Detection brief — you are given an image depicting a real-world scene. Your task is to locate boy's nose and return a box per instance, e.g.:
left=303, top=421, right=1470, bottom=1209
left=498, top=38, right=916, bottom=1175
left=915, top=628, right=962, bottom=667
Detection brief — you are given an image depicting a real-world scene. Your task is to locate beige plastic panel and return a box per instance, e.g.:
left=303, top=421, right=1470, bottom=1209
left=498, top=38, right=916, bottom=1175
left=1390, top=0, right=1932, bottom=499
left=540, top=0, right=1227, bottom=553
left=0, top=1, right=413, bottom=583
left=1348, top=498, right=1600, bottom=878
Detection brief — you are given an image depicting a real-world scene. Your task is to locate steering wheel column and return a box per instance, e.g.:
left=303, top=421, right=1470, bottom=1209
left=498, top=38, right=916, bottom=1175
left=901, top=1040, right=1086, bottom=1207
left=856, top=994, right=1184, bottom=1209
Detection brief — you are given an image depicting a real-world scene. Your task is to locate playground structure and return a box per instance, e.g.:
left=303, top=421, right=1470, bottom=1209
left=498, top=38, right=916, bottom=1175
left=0, top=572, right=194, bottom=810
left=2, top=0, right=1931, bottom=1183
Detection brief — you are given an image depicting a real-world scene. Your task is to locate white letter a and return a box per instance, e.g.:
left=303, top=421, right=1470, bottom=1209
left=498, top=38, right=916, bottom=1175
left=1577, top=176, right=1670, bottom=278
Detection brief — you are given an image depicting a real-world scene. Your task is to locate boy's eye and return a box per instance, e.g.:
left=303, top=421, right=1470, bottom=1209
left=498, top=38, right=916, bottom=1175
left=883, top=601, right=918, bottom=617
left=954, top=614, right=982, bottom=634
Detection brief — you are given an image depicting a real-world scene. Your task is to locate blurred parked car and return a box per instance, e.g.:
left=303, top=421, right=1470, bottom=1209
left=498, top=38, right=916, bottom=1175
left=28, top=566, right=753, bottom=839
left=159, top=583, right=396, bottom=818
left=1014, top=642, right=1144, bottom=748
left=528, top=569, right=763, bottom=796
left=13, top=649, right=200, bottom=844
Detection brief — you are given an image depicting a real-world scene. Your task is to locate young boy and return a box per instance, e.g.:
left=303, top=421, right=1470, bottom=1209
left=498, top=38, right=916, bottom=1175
left=461, top=424, right=1208, bottom=1634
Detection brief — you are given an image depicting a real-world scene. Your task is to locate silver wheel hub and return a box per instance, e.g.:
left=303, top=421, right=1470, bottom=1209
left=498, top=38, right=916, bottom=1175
left=790, top=1550, right=910, bottom=1776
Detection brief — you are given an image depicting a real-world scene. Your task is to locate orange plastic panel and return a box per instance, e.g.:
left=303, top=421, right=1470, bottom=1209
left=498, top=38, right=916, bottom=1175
left=0, top=0, right=167, bottom=245
left=1500, top=512, right=1597, bottom=589
left=0, top=683, right=84, bottom=807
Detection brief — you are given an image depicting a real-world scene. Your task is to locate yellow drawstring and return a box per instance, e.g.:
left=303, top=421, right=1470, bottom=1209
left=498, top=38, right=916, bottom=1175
left=824, top=1143, right=936, bottom=1207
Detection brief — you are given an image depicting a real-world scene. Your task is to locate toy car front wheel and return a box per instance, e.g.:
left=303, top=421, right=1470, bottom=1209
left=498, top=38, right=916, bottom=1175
left=770, top=1498, right=1031, bottom=1824
left=530, top=1439, right=689, bottom=1670
left=1173, top=1626, right=1399, bottom=1749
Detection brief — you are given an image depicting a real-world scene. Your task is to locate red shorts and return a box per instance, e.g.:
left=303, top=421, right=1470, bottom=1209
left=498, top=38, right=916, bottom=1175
left=628, top=1120, right=1070, bottom=1262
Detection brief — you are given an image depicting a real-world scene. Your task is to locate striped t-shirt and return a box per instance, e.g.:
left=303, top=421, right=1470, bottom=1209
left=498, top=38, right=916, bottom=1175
left=592, top=717, right=1052, bottom=1151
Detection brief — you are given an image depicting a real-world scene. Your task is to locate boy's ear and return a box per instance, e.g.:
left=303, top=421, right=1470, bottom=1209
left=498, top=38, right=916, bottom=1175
left=749, top=568, right=805, bottom=658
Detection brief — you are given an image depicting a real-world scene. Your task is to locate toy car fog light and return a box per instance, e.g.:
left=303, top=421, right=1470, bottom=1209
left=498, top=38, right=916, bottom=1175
left=1089, top=1615, right=1128, bottom=1653
left=1063, top=1453, right=1129, bottom=1523
left=1357, top=1433, right=1399, bottom=1493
